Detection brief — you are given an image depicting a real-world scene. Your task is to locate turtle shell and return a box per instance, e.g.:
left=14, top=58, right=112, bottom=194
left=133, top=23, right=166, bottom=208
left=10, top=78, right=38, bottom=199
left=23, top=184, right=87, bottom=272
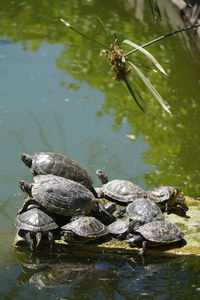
left=107, top=220, right=129, bottom=235
left=62, top=216, right=108, bottom=238
left=126, top=198, right=164, bottom=229
left=135, top=220, right=184, bottom=244
left=148, top=186, right=180, bottom=205
left=26, top=175, right=95, bottom=217
left=21, top=152, right=95, bottom=193
left=15, top=207, right=58, bottom=232
left=100, top=179, right=145, bottom=204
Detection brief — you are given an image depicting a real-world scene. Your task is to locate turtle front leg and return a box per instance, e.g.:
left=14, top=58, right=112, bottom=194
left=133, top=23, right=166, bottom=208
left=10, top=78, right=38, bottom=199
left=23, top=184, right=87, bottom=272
left=141, top=240, right=147, bottom=257
left=48, top=231, right=54, bottom=251
left=25, top=232, right=34, bottom=251
left=35, top=232, right=42, bottom=247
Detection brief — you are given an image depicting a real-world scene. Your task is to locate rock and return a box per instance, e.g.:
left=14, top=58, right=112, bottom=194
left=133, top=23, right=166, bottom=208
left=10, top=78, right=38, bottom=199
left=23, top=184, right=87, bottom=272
left=13, top=196, right=200, bottom=257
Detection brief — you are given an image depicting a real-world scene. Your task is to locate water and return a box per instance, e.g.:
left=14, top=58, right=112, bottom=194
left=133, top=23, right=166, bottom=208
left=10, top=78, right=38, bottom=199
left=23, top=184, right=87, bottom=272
left=0, top=0, right=200, bottom=299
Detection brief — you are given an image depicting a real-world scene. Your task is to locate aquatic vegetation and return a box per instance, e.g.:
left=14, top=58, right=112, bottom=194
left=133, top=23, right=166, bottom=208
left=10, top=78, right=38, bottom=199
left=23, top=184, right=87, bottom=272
left=61, top=18, right=200, bottom=116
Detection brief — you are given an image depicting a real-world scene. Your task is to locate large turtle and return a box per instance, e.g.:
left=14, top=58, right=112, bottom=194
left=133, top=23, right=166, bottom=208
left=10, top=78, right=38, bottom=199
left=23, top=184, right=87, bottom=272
left=96, top=169, right=145, bottom=205
left=61, top=216, right=109, bottom=243
left=147, top=186, right=188, bottom=214
left=21, top=152, right=97, bottom=196
left=127, top=220, right=184, bottom=254
left=15, top=205, right=59, bottom=251
left=126, top=197, right=164, bottom=230
left=19, top=175, right=96, bottom=218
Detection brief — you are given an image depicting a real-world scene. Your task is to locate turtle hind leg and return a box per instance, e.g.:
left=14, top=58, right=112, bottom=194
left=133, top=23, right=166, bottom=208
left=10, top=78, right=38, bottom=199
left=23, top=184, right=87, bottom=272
left=25, top=232, right=34, bottom=251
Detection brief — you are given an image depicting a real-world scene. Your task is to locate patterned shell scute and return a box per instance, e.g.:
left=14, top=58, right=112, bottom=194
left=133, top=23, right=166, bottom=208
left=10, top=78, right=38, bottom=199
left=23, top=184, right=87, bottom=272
left=102, top=179, right=144, bottom=202
left=148, top=186, right=175, bottom=203
left=15, top=207, right=58, bottom=232
left=62, top=216, right=108, bottom=238
left=136, top=220, right=184, bottom=243
left=126, top=198, right=164, bottom=224
left=107, top=220, right=129, bottom=235
left=32, top=152, right=94, bottom=189
left=32, top=175, right=94, bottom=216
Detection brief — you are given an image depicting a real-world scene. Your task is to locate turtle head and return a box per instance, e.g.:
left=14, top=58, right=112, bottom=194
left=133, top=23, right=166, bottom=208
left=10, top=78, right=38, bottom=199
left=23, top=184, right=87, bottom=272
left=19, top=180, right=33, bottom=196
left=21, top=153, right=33, bottom=168
left=171, top=187, right=181, bottom=200
left=96, top=169, right=108, bottom=184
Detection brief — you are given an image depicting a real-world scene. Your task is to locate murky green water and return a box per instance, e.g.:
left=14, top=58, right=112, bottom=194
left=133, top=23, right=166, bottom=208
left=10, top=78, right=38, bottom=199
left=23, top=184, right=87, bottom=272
left=0, top=0, right=200, bottom=299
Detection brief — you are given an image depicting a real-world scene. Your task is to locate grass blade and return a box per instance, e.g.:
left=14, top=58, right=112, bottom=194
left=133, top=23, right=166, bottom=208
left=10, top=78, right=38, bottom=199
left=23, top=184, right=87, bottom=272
left=123, top=39, right=167, bottom=75
left=128, top=61, right=172, bottom=115
left=123, top=76, right=145, bottom=112
left=148, top=0, right=161, bottom=20
left=60, top=18, right=106, bottom=48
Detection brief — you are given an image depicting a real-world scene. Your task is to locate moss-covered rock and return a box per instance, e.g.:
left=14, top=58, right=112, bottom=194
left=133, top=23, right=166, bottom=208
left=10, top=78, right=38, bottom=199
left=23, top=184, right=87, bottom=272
left=13, top=196, right=200, bottom=257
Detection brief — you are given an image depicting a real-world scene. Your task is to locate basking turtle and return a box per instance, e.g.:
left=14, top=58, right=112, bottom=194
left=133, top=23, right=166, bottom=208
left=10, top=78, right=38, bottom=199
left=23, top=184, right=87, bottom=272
left=107, top=220, right=129, bottom=240
left=147, top=186, right=187, bottom=214
left=21, top=152, right=97, bottom=196
left=19, top=175, right=96, bottom=218
left=126, top=198, right=164, bottom=230
left=61, top=216, right=109, bottom=243
left=15, top=205, right=59, bottom=251
left=96, top=169, right=145, bottom=205
left=127, top=220, right=184, bottom=254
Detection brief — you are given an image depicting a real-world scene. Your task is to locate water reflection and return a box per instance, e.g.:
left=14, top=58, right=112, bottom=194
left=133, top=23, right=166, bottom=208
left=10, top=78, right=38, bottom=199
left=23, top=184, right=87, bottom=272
left=13, top=250, right=200, bottom=299
left=0, top=0, right=199, bottom=196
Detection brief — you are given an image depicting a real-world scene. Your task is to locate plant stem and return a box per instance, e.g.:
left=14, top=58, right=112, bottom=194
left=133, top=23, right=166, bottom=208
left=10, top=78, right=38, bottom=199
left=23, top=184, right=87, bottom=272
left=124, top=23, right=200, bottom=57
left=60, top=18, right=106, bottom=48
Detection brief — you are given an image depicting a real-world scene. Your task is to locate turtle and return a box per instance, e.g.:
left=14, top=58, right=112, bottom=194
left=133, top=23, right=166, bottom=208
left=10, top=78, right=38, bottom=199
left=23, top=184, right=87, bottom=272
left=107, top=220, right=129, bottom=240
left=19, top=174, right=96, bottom=218
left=61, top=216, right=109, bottom=243
left=147, top=186, right=187, bottom=214
left=126, top=197, right=164, bottom=231
left=15, top=205, right=59, bottom=251
left=127, top=220, right=184, bottom=255
left=96, top=169, right=145, bottom=205
left=21, top=152, right=97, bottom=196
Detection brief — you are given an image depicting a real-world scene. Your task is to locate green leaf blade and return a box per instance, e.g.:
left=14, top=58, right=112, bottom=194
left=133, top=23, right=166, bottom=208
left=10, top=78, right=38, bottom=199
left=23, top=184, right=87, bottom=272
left=128, top=61, right=172, bottom=116
left=123, top=39, right=167, bottom=75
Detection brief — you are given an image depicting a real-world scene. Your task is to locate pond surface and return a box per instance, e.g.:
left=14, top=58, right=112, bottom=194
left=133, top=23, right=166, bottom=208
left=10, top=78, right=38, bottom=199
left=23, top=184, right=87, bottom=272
left=0, top=0, right=200, bottom=299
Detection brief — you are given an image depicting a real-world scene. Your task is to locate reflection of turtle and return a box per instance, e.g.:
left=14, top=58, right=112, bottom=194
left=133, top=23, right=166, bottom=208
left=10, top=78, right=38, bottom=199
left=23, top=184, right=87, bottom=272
left=107, top=220, right=129, bottom=240
left=127, top=220, right=184, bottom=254
left=19, top=175, right=96, bottom=217
left=15, top=205, right=59, bottom=251
left=147, top=186, right=187, bottom=214
left=126, top=198, right=164, bottom=230
left=61, top=216, right=108, bottom=243
left=21, top=152, right=97, bottom=196
left=96, top=169, right=145, bottom=205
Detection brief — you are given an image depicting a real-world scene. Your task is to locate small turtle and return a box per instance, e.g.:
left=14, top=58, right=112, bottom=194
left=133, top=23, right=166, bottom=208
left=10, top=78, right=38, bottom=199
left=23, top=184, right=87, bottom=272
left=61, top=216, right=108, bottom=243
left=127, top=220, right=184, bottom=254
left=126, top=198, right=164, bottom=230
left=15, top=205, right=59, bottom=251
left=147, top=186, right=187, bottom=214
left=21, top=152, right=97, bottom=196
left=19, top=175, right=96, bottom=218
left=107, top=220, right=129, bottom=240
left=96, top=169, right=145, bottom=205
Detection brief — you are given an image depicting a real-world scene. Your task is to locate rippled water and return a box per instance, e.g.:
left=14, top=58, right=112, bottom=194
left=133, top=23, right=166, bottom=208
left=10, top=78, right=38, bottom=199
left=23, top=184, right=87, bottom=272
left=0, top=0, right=200, bottom=299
